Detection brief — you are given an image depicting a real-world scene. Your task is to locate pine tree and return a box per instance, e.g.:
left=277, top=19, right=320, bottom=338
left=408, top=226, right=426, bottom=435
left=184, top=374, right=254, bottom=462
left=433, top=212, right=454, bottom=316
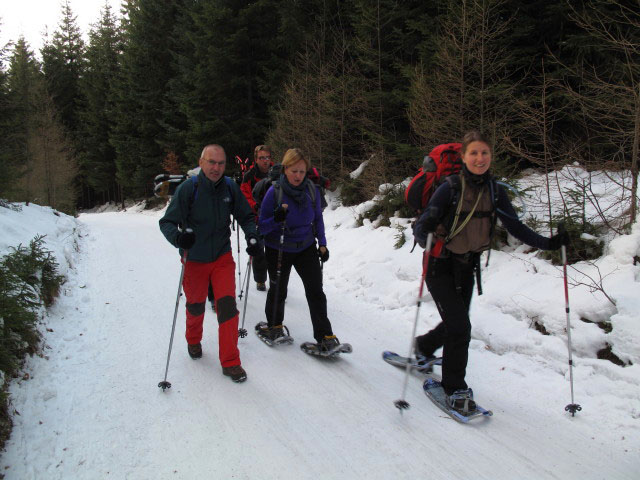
left=408, top=0, right=518, bottom=169
left=350, top=0, right=422, bottom=180
left=78, top=3, right=122, bottom=206
left=5, top=39, right=77, bottom=212
left=266, top=9, right=369, bottom=176
left=40, top=0, right=86, bottom=137
left=110, top=0, right=183, bottom=198
left=0, top=36, right=18, bottom=198
left=4, top=38, right=40, bottom=203
left=27, top=79, right=78, bottom=214
left=172, top=0, right=287, bottom=165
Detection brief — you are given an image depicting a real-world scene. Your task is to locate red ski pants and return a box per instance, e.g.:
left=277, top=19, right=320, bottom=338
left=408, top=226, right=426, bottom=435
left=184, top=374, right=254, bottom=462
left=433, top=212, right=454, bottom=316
left=182, top=251, right=240, bottom=367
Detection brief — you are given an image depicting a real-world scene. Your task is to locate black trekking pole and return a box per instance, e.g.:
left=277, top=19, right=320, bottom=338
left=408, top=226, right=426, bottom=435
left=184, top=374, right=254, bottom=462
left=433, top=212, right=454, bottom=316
left=271, top=205, right=288, bottom=326
left=395, top=233, right=433, bottom=412
left=560, top=223, right=581, bottom=416
left=238, top=256, right=253, bottom=338
left=235, top=220, right=242, bottom=292
left=158, top=231, right=191, bottom=392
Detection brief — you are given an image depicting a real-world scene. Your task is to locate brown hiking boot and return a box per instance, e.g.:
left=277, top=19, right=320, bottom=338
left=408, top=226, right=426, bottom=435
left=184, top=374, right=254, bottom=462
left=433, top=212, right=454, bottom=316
left=187, top=343, right=202, bottom=359
left=256, top=282, right=266, bottom=291
left=222, top=365, right=247, bottom=383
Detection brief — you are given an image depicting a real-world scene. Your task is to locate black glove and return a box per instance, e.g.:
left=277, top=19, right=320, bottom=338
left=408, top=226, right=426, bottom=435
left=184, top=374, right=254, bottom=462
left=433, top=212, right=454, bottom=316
left=274, top=206, right=289, bottom=223
left=246, top=235, right=265, bottom=258
left=176, top=229, right=196, bottom=250
left=548, top=223, right=569, bottom=250
left=318, top=246, right=329, bottom=263
left=413, top=210, right=439, bottom=249
left=418, top=208, right=440, bottom=237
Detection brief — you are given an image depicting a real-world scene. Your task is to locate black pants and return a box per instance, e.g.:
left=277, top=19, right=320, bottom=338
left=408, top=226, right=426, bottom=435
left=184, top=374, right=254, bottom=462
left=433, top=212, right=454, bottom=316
left=265, top=244, right=333, bottom=342
left=252, top=253, right=268, bottom=284
left=416, top=254, right=475, bottom=395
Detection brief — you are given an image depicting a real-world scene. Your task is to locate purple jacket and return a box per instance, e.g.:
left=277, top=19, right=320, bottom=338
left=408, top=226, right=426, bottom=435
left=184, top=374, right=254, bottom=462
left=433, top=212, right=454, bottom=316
left=258, top=182, right=326, bottom=252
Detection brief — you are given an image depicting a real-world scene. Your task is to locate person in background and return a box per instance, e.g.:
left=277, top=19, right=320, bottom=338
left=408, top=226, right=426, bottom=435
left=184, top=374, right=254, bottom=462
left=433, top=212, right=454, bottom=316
left=239, top=145, right=273, bottom=291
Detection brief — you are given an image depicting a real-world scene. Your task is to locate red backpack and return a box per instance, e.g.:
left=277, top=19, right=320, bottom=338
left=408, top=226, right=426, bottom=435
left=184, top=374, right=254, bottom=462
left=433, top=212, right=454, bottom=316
left=404, top=142, right=463, bottom=213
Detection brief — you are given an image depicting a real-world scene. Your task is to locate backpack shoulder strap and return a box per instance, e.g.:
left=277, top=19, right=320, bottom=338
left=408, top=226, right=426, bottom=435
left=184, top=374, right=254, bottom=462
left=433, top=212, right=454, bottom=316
left=305, top=178, right=317, bottom=204
left=273, top=181, right=283, bottom=207
left=225, top=176, right=235, bottom=211
left=189, top=175, right=199, bottom=209
left=444, top=174, right=461, bottom=207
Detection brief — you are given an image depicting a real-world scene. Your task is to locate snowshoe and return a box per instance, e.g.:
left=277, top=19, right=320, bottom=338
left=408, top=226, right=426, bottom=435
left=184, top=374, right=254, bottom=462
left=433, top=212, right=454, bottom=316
left=382, top=351, right=441, bottom=374
left=300, top=335, right=352, bottom=357
left=423, top=379, right=492, bottom=423
left=255, top=322, right=294, bottom=346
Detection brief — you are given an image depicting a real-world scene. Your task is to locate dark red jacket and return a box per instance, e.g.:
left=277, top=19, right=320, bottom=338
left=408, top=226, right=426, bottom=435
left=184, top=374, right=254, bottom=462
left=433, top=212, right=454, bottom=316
left=240, top=165, right=270, bottom=212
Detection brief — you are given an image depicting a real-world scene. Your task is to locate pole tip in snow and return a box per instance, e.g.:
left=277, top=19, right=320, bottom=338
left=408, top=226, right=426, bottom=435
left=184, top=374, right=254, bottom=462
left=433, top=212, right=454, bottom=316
left=238, top=328, right=248, bottom=338
left=394, top=399, right=410, bottom=411
left=565, top=403, right=582, bottom=416
left=158, top=381, right=172, bottom=391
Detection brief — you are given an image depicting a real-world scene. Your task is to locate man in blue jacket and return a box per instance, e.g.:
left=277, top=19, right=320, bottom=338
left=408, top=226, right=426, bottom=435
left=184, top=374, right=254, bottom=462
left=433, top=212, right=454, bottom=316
left=159, top=144, right=264, bottom=383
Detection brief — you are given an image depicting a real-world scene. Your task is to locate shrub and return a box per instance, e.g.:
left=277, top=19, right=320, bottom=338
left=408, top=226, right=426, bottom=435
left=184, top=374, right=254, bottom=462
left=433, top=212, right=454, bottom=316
left=338, top=176, right=369, bottom=207
left=0, top=235, right=65, bottom=451
left=359, top=184, right=415, bottom=226
left=538, top=215, right=604, bottom=264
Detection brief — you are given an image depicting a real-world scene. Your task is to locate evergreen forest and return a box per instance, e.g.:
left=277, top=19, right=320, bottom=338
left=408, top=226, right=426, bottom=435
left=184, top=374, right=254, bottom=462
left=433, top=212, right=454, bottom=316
left=0, top=0, right=638, bottom=225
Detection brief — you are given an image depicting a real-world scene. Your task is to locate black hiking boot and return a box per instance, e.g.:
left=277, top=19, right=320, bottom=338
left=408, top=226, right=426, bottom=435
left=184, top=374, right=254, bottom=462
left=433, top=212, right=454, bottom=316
left=188, top=342, right=202, bottom=359
left=222, top=365, right=247, bottom=383
left=446, top=388, right=477, bottom=413
left=255, top=323, right=291, bottom=345
left=414, top=342, right=436, bottom=373
left=319, top=335, right=340, bottom=352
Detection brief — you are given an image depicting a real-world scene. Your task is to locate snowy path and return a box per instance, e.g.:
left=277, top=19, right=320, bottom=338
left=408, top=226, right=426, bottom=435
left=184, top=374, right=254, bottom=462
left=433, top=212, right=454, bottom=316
left=1, top=210, right=637, bottom=479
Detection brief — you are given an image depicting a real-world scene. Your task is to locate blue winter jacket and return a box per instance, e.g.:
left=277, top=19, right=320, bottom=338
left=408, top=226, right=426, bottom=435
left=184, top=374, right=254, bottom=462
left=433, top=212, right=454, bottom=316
left=258, top=181, right=326, bottom=253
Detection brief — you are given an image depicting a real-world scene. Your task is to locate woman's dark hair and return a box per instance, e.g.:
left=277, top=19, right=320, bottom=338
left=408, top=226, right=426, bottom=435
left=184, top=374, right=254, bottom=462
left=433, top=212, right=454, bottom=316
left=461, top=131, right=492, bottom=154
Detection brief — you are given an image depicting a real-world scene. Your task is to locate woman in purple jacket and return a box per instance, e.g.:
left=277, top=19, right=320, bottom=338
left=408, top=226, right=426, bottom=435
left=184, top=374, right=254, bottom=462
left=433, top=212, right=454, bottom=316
left=257, top=148, right=340, bottom=351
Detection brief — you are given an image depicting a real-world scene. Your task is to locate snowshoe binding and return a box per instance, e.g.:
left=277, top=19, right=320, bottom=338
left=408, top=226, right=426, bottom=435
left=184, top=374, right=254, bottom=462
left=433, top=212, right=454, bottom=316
left=255, top=322, right=294, bottom=346
left=446, top=388, right=477, bottom=414
left=300, top=335, right=352, bottom=357
left=382, top=351, right=441, bottom=374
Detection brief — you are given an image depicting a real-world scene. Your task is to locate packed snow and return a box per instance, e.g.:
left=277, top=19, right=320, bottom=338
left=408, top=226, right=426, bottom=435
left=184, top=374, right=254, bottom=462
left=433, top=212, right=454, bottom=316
left=0, top=167, right=639, bottom=479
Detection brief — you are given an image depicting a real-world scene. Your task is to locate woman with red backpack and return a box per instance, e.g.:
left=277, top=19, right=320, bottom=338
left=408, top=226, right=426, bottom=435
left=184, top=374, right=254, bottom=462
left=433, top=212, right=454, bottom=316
left=413, top=131, right=568, bottom=413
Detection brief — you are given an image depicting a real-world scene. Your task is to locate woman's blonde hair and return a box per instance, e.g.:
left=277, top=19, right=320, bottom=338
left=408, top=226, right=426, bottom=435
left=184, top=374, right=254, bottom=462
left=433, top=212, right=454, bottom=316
left=281, top=148, right=310, bottom=171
